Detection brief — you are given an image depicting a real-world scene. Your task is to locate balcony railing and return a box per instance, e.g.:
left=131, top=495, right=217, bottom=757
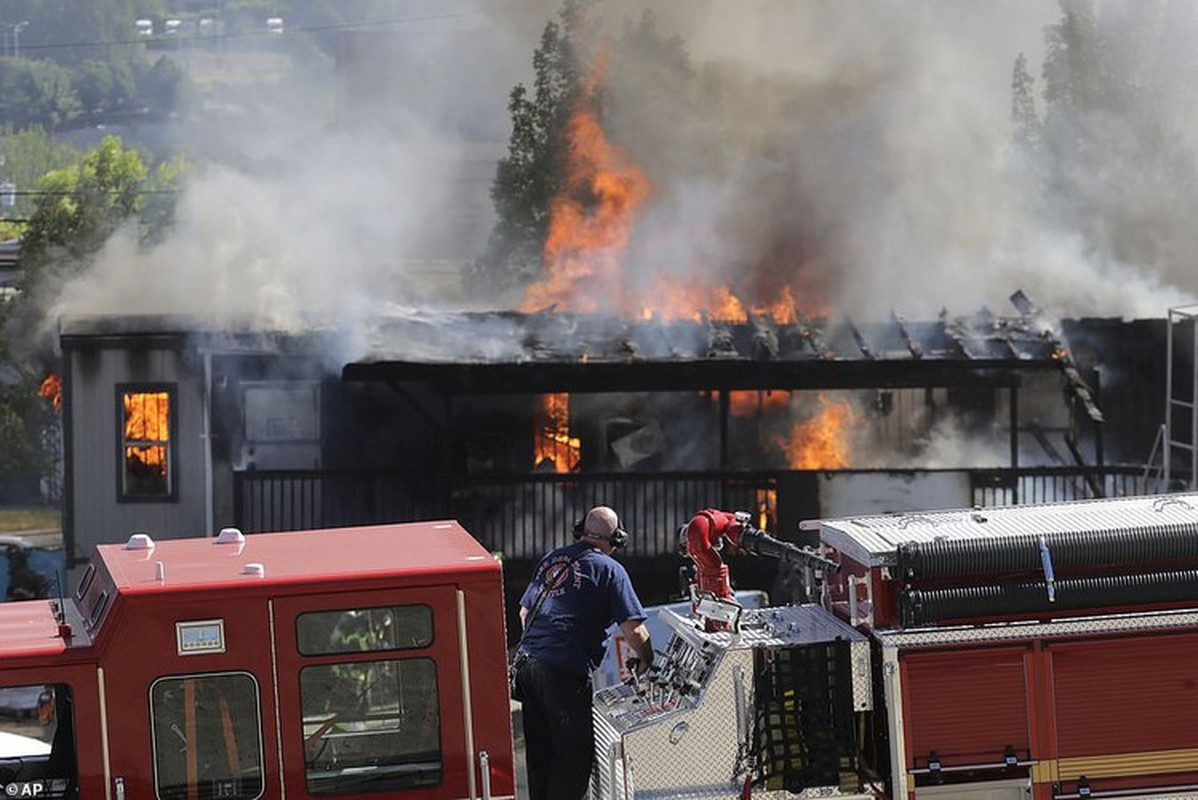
left=233, top=466, right=1160, bottom=560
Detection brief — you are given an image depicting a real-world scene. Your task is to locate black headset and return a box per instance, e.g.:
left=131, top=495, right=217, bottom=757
left=573, top=517, right=629, bottom=549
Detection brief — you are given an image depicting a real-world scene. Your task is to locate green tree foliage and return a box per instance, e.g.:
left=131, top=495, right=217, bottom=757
left=0, top=300, right=55, bottom=481
left=8, top=136, right=184, bottom=358
left=0, top=125, right=81, bottom=239
left=0, top=0, right=185, bottom=130
left=75, top=59, right=137, bottom=115
left=17, top=135, right=185, bottom=272
left=10, top=0, right=167, bottom=66
left=0, top=59, right=82, bottom=131
left=137, top=54, right=187, bottom=114
left=19, top=136, right=148, bottom=269
left=0, top=133, right=182, bottom=488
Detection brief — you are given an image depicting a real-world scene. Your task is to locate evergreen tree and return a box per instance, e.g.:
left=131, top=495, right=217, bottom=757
left=1010, top=53, right=1040, bottom=155
left=471, top=1, right=594, bottom=294
left=1042, top=0, right=1105, bottom=117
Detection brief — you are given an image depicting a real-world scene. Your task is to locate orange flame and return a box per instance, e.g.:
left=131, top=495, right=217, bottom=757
left=533, top=393, right=580, bottom=473
left=640, top=280, right=810, bottom=325
left=729, top=390, right=790, bottom=418
left=124, top=391, right=170, bottom=471
left=754, top=488, right=776, bottom=531
left=522, top=53, right=651, bottom=315
left=520, top=50, right=826, bottom=325
left=39, top=373, right=62, bottom=411
left=775, top=393, right=858, bottom=469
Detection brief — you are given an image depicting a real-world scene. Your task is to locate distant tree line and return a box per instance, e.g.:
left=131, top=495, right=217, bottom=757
left=0, top=0, right=190, bottom=131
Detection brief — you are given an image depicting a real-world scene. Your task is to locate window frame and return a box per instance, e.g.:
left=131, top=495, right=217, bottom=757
left=115, top=383, right=178, bottom=503
left=298, top=656, right=443, bottom=795
left=148, top=671, right=266, bottom=800
left=295, top=604, right=435, bottom=657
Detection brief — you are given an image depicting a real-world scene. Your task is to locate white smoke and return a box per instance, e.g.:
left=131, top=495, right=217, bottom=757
left=46, top=0, right=562, bottom=345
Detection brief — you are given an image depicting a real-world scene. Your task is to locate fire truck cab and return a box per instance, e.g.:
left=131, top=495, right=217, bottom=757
left=0, top=520, right=515, bottom=800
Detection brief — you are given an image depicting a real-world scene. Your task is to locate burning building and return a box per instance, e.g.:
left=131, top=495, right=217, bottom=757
left=38, top=5, right=1197, bottom=618
left=54, top=296, right=1165, bottom=620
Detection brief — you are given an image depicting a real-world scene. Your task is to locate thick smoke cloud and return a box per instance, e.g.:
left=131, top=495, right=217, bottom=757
left=601, top=0, right=1198, bottom=322
left=46, top=0, right=1198, bottom=339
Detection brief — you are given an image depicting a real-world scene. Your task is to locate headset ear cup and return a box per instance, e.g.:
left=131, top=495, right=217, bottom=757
left=573, top=518, right=585, bottom=538
left=611, top=527, right=628, bottom=549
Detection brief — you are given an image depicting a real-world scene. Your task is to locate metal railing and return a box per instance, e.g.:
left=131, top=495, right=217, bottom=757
left=234, top=465, right=1161, bottom=559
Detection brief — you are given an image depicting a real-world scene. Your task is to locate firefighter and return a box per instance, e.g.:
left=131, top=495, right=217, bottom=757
left=513, top=505, right=654, bottom=800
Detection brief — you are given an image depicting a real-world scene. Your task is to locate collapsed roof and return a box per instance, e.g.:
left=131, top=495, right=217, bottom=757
left=345, top=294, right=1101, bottom=424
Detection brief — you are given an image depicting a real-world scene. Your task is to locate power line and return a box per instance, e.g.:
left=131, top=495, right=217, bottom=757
left=5, top=189, right=181, bottom=197
left=15, top=11, right=486, bottom=55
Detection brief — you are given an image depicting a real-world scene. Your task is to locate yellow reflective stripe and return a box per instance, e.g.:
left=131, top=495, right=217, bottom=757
left=1032, top=759, right=1058, bottom=783
left=923, top=750, right=1198, bottom=784
left=1057, top=747, right=1198, bottom=779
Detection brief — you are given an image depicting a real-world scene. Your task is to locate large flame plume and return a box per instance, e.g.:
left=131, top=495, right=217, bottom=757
left=774, top=393, right=859, bottom=469
left=524, top=47, right=854, bottom=470
left=522, top=51, right=651, bottom=315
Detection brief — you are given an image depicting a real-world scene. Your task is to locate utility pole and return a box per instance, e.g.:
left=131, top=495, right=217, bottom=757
left=11, top=21, right=28, bottom=60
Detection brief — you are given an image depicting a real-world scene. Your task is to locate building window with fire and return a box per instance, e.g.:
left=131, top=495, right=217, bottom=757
left=118, top=384, right=176, bottom=501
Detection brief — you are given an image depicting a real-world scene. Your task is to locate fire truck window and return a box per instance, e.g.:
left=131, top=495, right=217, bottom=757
left=73, top=564, right=94, bottom=601
left=85, top=590, right=108, bottom=632
left=149, top=673, right=264, bottom=800
left=119, top=386, right=175, bottom=500
left=0, top=683, right=76, bottom=798
left=300, top=658, right=441, bottom=794
left=296, top=605, right=433, bottom=655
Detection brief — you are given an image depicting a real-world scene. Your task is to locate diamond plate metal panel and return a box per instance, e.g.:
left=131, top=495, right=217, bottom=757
left=874, top=608, right=1198, bottom=649
left=819, top=492, right=1198, bottom=568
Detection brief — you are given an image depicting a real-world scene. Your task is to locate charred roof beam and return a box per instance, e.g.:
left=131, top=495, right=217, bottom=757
left=845, top=315, right=874, bottom=359
left=892, top=312, right=923, bottom=360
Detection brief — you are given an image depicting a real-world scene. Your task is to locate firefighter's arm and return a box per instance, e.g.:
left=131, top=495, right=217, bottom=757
left=619, top=618, right=653, bottom=674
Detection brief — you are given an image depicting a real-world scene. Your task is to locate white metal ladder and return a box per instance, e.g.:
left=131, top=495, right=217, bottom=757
left=1165, top=304, right=1198, bottom=489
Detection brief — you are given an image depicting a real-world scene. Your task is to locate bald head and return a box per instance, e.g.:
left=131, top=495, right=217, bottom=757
left=583, top=506, right=620, bottom=538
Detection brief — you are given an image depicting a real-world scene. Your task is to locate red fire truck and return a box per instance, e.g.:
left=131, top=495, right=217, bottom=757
left=0, top=520, right=515, bottom=800
left=593, top=496, right=1198, bottom=800
left=9, top=494, right=1198, bottom=800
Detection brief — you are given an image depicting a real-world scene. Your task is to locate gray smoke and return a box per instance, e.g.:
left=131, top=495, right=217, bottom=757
left=47, top=0, right=1198, bottom=349
left=600, top=0, right=1197, bottom=322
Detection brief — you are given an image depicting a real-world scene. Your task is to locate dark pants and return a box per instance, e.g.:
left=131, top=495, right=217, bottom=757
left=516, top=656, right=594, bottom=800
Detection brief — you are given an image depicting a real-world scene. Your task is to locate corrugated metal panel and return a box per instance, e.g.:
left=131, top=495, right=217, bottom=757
left=1051, top=632, right=1198, bottom=757
left=820, top=493, right=1198, bottom=566
left=901, top=646, right=1030, bottom=768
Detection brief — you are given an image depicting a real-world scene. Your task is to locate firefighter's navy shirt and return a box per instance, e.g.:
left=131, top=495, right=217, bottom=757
left=519, top=540, right=646, bottom=677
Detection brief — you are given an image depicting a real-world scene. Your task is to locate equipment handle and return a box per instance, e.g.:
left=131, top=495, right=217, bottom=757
left=479, top=750, right=492, bottom=800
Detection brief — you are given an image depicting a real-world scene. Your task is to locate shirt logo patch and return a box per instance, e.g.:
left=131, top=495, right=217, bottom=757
left=544, top=561, right=572, bottom=590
